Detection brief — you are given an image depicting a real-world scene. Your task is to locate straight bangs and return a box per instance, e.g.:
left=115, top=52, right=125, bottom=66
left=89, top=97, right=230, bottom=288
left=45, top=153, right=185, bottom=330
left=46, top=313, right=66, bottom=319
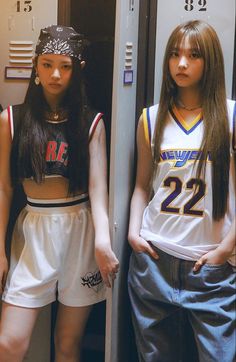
left=170, top=28, right=203, bottom=57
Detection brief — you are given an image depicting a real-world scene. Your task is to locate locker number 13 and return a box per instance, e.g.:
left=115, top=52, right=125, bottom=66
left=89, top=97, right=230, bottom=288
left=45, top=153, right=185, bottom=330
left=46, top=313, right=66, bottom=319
left=16, top=1, right=32, bottom=12
left=184, top=0, right=207, bottom=11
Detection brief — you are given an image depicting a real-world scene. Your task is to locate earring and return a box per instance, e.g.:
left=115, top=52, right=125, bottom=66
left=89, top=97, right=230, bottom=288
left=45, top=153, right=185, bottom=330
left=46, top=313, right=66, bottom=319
left=35, top=76, right=40, bottom=85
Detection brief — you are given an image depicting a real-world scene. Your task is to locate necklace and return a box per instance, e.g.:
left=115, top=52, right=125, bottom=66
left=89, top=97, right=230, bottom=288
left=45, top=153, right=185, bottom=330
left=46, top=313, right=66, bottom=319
left=45, top=108, right=68, bottom=123
left=176, top=99, right=202, bottom=111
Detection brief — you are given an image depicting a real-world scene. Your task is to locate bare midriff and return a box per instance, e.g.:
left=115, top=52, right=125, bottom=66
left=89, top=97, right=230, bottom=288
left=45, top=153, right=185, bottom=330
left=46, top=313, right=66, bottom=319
left=23, top=176, right=86, bottom=199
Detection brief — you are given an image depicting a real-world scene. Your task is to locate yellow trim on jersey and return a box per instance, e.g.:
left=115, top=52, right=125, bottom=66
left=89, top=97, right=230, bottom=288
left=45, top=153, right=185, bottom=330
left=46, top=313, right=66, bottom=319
left=172, top=105, right=202, bottom=131
left=142, top=108, right=150, bottom=146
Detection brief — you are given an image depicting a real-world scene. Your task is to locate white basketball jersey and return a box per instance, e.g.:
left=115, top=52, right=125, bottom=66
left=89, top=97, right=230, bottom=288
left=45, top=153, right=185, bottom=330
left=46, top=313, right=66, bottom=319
left=140, top=99, right=236, bottom=265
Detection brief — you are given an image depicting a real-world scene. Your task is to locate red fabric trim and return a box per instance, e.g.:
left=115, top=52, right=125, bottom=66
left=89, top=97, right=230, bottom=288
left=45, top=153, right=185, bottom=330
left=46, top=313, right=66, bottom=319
left=7, top=106, right=13, bottom=140
left=89, top=113, right=104, bottom=142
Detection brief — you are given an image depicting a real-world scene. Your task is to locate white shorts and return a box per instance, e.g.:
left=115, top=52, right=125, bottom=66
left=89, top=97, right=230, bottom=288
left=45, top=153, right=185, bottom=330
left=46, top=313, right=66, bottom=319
left=2, top=194, right=106, bottom=308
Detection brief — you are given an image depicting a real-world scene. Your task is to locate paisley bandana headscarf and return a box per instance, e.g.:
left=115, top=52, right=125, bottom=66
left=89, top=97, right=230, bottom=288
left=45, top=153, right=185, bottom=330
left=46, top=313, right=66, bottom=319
left=35, top=25, right=84, bottom=60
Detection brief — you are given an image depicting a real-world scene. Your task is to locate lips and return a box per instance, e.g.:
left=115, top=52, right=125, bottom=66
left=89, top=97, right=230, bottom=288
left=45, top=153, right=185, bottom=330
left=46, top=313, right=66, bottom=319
left=176, top=73, right=188, bottom=77
left=49, top=83, right=61, bottom=88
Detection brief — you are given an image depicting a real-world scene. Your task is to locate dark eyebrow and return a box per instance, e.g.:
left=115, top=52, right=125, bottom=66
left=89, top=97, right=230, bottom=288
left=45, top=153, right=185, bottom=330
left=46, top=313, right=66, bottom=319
left=40, top=57, right=53, bottom=62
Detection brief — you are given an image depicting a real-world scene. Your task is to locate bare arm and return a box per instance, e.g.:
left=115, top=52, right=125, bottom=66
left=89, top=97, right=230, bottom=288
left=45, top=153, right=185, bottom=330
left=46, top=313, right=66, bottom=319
left=0, top=109, right=13, bottom=292
left=128, top=115, right=158, bottom=259
left=89, top=119, right=119, bottom=287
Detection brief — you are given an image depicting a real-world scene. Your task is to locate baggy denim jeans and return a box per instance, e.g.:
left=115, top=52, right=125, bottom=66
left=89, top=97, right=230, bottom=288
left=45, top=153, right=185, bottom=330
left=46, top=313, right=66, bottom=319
left=128, top=247, right=236, bottom=362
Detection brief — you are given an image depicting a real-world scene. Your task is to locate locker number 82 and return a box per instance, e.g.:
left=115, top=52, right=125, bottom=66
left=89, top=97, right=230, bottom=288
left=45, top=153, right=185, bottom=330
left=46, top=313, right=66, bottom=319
left=16, top=1, right=32, bottom=12
left=184, top=0, right=207, bottom=11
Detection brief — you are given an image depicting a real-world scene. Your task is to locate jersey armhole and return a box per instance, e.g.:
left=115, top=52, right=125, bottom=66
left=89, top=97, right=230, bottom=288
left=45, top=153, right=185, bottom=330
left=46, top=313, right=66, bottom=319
left=89, top=112, right=104, bottom=142
left=232, top=101, right=236, bottom=152
left=142, top=108, right=151, bottom=148
left=7, top=105, right=14, bottom=140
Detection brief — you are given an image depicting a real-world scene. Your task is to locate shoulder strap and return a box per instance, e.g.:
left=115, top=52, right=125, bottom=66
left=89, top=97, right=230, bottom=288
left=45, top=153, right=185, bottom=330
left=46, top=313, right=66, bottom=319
left=8, top=104, right=24, bottom=140
left=232, top=101, right=236, bottom=152
left=89, top=112, right=103, bottom=141
left=7, top=106, right=14, bottom=139
left=142, top=104, right=159, bottom=148
left=142, top=108, right=151, bottom=146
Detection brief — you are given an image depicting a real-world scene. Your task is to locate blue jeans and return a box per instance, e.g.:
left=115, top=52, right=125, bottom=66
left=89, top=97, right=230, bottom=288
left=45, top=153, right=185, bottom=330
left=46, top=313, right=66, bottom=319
left=128, top=248, right=236, bottom=362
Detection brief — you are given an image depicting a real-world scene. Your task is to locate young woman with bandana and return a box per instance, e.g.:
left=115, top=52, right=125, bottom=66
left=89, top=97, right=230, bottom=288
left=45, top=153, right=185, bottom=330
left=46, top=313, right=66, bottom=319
left=0, top=25, right=119, bottom=361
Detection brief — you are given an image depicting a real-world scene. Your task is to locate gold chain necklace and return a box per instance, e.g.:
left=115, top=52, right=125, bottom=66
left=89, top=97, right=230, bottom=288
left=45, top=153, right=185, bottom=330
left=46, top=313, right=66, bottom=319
left=176, top=99, right=202, bottom=111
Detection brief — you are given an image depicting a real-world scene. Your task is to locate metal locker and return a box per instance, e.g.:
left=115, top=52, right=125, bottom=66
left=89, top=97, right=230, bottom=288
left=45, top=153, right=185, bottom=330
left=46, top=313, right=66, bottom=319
left=106, top=1, right=140, bottom=361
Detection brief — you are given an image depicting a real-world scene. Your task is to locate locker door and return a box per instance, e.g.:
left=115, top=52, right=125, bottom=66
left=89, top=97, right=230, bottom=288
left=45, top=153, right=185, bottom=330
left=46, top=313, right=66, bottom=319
left=106, top=1, right=140, bottom=361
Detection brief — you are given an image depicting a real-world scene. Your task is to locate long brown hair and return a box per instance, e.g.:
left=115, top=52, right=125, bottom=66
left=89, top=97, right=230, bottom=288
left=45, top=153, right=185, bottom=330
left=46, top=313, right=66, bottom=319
left=153, top=20, right=230, bottom=220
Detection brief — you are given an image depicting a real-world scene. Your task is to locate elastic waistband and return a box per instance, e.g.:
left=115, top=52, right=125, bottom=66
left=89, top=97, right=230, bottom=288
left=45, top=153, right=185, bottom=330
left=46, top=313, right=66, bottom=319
left=26, top=193, right=89, bottom=208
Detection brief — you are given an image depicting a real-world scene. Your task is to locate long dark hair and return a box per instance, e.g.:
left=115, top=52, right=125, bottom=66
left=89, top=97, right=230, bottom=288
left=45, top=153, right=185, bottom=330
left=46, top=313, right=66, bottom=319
left=11, top=57, right=90, bottom=194
left=153, top=20, right=230, bottom=221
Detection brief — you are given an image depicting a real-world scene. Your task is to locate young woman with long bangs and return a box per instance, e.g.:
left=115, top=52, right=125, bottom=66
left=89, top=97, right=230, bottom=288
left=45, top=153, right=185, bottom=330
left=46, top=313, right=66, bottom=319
left=128, top=20, right=236, bottom=362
